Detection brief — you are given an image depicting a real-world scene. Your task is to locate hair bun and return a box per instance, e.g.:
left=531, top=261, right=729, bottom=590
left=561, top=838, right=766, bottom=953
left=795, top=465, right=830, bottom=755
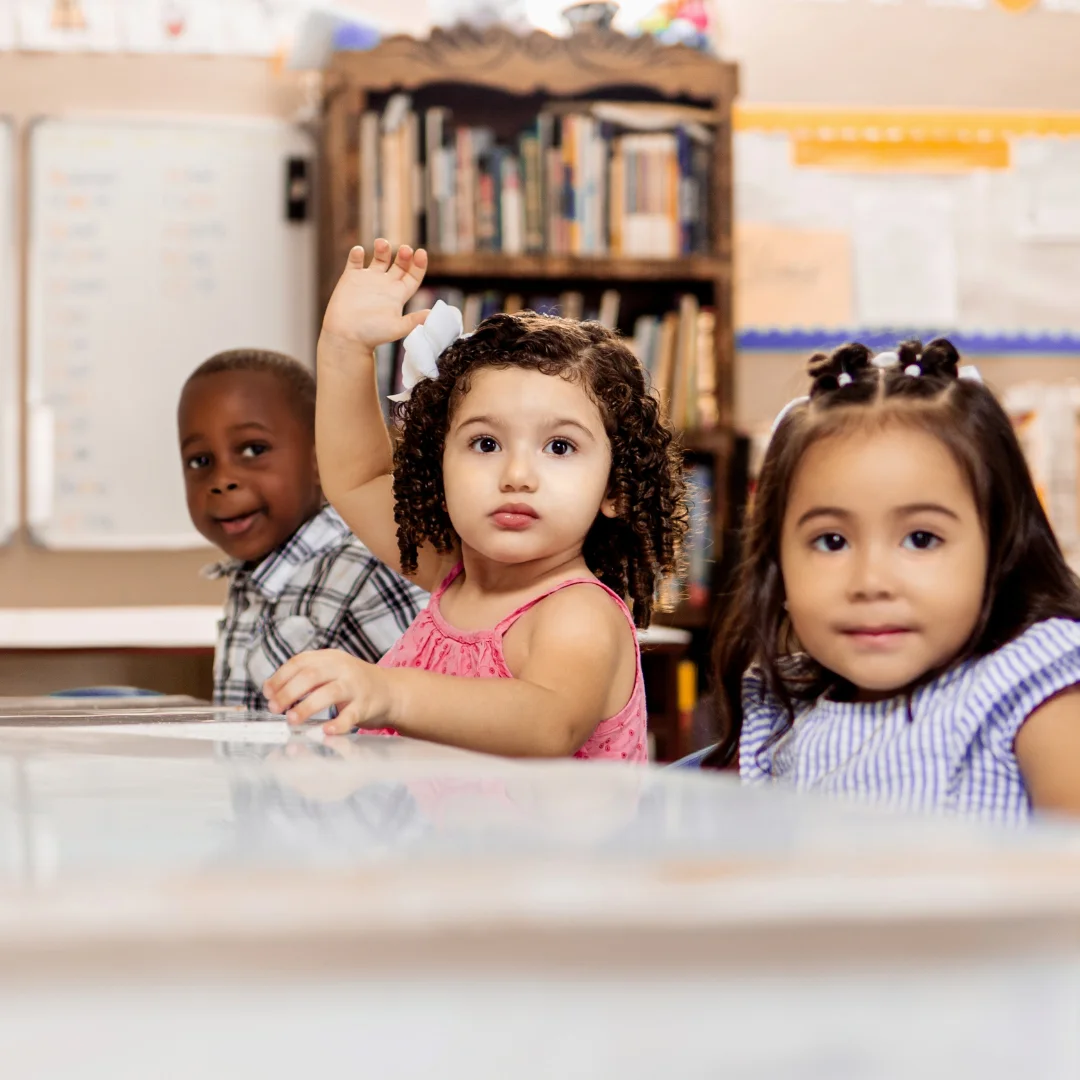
left=919, top=337, right=961, bottom=379
left=808, top=342, right=872, bottom=395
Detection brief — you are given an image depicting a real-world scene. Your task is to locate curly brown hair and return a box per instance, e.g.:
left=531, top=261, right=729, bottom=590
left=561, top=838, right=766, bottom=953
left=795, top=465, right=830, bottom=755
left=391, top=311, right=688, bottom=628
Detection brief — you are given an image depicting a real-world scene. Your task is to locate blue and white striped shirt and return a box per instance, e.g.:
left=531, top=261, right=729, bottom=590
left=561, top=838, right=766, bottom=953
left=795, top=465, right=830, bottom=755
left=740, top=618, right=1080, bottom=824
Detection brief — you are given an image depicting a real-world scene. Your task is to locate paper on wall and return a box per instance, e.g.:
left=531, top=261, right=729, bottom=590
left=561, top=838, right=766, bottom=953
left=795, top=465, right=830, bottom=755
left=117, top=0, right=227, bottom=54
left=1014, top=137, right=1080, bottom=241
left=853, top=188, right=959, bottom=329
left=17, top=0, right=120, bottom=51
left=736, top=221, right=853, bottom=330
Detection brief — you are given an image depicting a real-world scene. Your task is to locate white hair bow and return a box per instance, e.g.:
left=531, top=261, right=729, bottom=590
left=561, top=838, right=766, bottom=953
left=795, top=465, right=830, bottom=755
left=388, top=300, right=464, bottom=403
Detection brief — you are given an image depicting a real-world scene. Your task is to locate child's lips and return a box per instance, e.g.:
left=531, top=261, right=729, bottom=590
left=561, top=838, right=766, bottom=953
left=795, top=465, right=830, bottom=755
left=216, top=510, right=264, bottom=537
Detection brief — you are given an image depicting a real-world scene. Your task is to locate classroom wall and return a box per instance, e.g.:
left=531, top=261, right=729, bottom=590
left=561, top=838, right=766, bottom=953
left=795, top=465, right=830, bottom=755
left=715, top=0, right=1080, bottom=110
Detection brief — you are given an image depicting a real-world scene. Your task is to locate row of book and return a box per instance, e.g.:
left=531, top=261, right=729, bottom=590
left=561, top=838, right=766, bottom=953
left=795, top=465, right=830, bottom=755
left=360, top=97, right=716, bottom=259
left=683, top=463, right=715, bottom=609
left=376, top=287, right=719, bottom=433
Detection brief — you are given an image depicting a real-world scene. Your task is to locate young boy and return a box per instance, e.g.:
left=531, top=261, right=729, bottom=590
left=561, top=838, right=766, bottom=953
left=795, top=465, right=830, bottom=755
left=177, top=349, right=426, bottom=710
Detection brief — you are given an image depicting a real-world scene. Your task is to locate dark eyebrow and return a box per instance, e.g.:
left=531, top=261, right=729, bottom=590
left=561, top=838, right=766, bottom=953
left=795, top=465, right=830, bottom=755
left=550, top=418, right=597, bottom=442
left=895, top=502, right=961, bottom=522
left=228, top=421, right=273, bottom=436
left=796, top=503, right=961, bottom=529
left=455, top=414, right=501, bottom=431
left=795, top=506, right=853, bottom=529
left=455, top=414, right=597, bottom=441
left=180, top=421, right=273, bottom=453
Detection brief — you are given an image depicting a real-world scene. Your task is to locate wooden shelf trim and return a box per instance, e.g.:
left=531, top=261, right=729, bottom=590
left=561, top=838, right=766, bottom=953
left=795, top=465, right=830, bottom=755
left=425, top=253, right=728, bottom=282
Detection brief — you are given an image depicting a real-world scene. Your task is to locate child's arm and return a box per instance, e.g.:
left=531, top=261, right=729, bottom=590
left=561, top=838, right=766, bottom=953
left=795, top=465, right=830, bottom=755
left=264, top=588, right=632, bottom=758
left=1014, top=687, right=1080, bottom=812
left=317, top=240, right=452, bottom=592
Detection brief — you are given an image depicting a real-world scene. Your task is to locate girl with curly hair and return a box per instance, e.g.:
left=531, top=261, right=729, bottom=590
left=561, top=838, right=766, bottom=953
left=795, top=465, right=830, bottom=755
left=264, top=240, right=687, bottom=760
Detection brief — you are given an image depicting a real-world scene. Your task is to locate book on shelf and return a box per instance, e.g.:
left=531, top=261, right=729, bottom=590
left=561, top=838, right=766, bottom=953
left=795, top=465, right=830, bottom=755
left=357, top=96, right=715, bottom=259
left=630, top=299, right=718, bottom=432
left=684, top=462, right=715, bottom=608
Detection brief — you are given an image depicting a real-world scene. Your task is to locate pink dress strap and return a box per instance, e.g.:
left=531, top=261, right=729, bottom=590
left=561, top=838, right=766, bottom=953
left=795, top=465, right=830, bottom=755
left=493, top=575, right=638, bottom=641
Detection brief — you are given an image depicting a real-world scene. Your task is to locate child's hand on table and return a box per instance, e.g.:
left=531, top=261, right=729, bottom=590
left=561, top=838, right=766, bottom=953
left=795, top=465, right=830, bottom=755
left=264, top=649, right=393, bottom=735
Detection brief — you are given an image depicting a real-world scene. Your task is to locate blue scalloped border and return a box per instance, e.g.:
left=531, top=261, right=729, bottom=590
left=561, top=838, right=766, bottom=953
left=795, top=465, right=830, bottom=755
left=737, top=330, right=1080, bottom=355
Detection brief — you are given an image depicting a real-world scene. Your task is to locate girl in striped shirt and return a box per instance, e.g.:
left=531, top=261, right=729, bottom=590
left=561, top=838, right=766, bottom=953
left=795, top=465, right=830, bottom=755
left=703, top=338, right=1080, bottom=823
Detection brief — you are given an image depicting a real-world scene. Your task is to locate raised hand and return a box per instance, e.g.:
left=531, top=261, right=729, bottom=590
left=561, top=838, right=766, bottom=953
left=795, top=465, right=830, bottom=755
left=321, top=239, right=431, bottom=352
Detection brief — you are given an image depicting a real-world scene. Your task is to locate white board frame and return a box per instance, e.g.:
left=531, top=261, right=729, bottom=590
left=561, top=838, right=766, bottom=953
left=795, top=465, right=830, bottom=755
left=24, top=113, right=317, bottom=551
left=0, top=118, right=16, bottom=546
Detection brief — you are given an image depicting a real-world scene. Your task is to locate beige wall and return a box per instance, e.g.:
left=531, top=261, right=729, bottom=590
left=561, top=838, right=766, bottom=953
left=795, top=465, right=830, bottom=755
left=715, top=0, right=1080, bottom=109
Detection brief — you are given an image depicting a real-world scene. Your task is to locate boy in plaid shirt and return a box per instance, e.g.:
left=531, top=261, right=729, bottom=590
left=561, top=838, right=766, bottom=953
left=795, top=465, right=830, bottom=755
left=178, top=349, right=426, bottom=710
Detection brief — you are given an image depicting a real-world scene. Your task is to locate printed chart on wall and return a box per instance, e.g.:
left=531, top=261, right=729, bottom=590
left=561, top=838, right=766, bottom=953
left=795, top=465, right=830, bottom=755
left=0, top=119, right=16, bottom=547
left=26, top=116, right=316, bottom=549
left=734, top=107, right=1080, bottom=354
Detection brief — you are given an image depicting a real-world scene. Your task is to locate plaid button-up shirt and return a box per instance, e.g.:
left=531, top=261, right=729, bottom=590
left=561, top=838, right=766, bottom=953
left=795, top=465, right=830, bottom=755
left=205, top=506, right=426, bottom=710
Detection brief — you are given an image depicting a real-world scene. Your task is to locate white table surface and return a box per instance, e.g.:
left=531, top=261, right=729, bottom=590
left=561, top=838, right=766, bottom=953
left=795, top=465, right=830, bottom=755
left=0, top=712, right=1078, bottom=1078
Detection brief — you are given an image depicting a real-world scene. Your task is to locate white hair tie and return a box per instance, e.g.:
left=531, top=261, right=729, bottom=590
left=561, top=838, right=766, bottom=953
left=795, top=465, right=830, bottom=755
left=388, top=300, right=464, bottom=403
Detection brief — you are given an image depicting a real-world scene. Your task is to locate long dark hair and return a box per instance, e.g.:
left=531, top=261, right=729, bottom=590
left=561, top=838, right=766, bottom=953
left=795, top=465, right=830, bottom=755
left=704, top=338, right=1080, bottom=768
left=391, top=311, right=688, bottom=629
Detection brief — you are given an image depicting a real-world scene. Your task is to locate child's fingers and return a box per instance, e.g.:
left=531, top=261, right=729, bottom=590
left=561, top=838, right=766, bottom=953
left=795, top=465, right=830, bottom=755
left=322, top=706, right=362, bottom=736
left=346, top=245, right=365, bottom=270
left=265, top=661, right=331, bottom=714
left=400, top=308, right=431, bottom=336
left=369, top=238, right=393, bottom=271
left=284, top=684, right=343, bottom=727
left=388, top=245, right=428, bottom=289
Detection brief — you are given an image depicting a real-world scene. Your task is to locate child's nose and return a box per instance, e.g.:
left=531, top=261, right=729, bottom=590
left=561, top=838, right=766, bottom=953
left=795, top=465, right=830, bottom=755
left=847, top=546, right=897, bottom=600
left=500, top=451, right=537, bottom=491
left=210, top=479, right=240, bottom=495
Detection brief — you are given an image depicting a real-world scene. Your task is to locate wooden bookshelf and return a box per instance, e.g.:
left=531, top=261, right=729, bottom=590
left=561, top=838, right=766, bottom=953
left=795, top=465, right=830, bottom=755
left=319, top=26, right=738, bottom=639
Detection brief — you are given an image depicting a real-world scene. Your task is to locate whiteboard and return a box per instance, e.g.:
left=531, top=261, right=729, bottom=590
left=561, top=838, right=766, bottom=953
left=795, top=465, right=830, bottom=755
left=0, top=119, right=16, bottom=546
left=26, top=116, right=316, bottom=550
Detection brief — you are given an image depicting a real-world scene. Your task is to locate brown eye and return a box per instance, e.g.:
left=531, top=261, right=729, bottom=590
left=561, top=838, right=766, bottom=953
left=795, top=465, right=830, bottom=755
left=904, top=531, right=942, bottom=552
left=812, top=533, right=847, bottom=553
left=545, top=438, right=576, bottom=456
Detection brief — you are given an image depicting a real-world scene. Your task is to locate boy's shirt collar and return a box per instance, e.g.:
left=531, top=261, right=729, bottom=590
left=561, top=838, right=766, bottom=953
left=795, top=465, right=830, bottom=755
left=201, top=505, right=352, bottom=600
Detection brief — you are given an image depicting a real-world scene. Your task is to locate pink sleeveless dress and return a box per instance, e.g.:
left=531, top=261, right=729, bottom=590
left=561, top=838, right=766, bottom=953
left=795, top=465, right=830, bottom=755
left=372, top=563, right=648, bottom=762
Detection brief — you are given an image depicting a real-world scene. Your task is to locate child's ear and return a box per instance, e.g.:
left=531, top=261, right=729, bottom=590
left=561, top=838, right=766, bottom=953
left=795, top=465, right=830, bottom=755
left=600, top=494, right=619, bottom=519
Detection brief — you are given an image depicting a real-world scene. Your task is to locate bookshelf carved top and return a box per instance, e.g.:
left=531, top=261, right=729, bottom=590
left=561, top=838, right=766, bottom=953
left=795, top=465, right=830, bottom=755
left=327, top=26, right=737, bottom=103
